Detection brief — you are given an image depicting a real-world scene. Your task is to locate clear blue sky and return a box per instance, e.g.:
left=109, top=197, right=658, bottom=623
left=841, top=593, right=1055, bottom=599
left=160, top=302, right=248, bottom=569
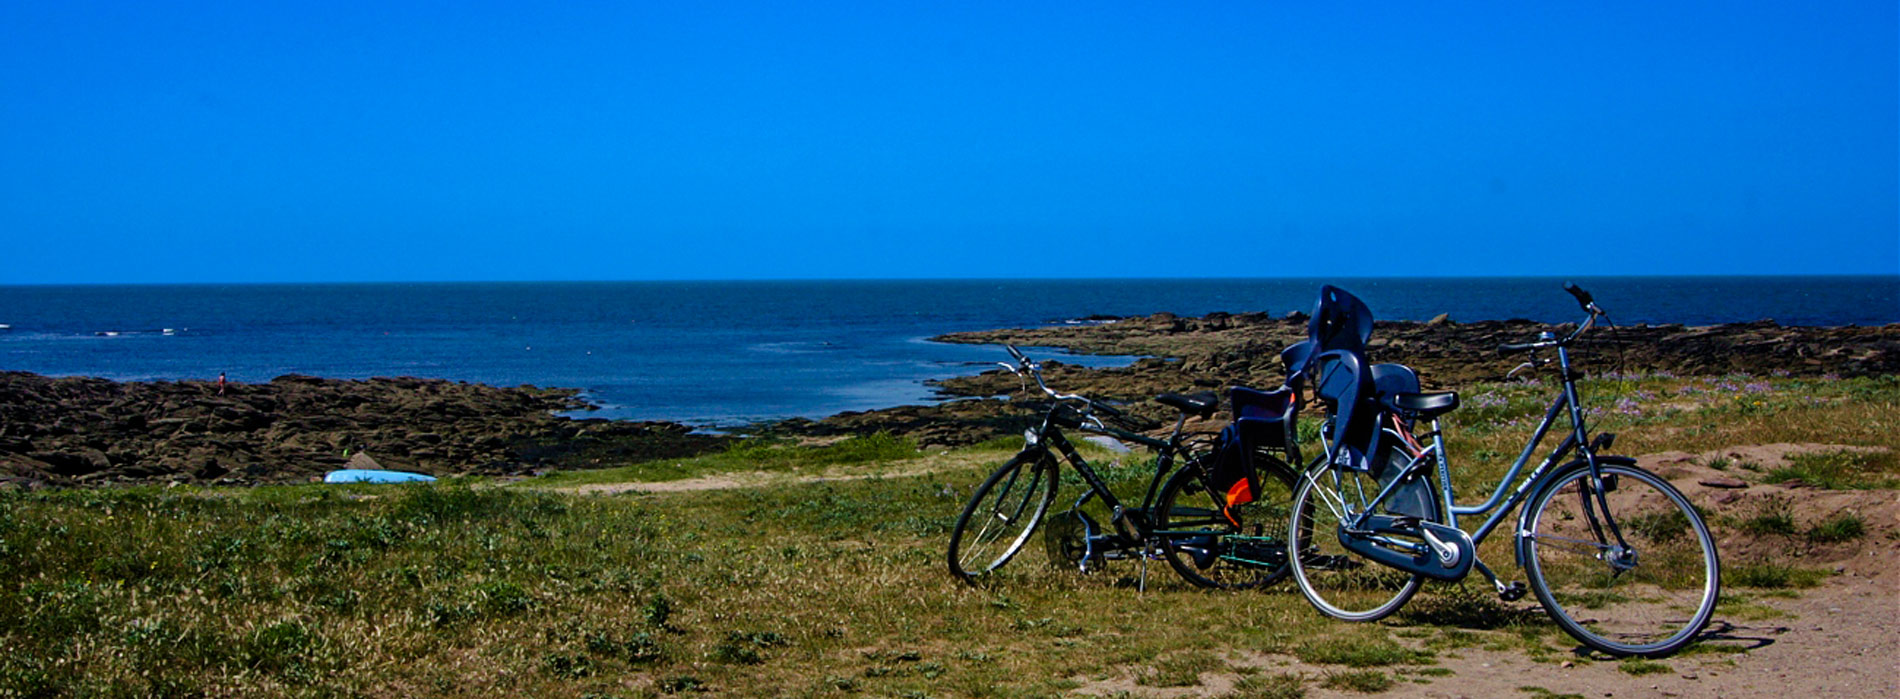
left=2, top=1, right=1894, bottom=284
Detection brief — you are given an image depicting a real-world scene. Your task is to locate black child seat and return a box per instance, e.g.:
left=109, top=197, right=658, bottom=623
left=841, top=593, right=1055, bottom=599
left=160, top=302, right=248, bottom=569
left=1298, top=285, right=1448, bottom=519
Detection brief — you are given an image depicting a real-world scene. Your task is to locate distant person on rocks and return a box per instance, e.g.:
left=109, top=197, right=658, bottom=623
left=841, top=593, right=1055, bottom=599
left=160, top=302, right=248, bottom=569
left=217, top=372, right=226, bottom=395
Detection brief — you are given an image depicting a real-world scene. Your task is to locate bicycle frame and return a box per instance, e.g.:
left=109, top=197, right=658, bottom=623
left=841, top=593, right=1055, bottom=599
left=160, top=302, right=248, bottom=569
left=1307, top=317, right=1629, bottom=589
left=1029, top=409, right=1193, bottom=538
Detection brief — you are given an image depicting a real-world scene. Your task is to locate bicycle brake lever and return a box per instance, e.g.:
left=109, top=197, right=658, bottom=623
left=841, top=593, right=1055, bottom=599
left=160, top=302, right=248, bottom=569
left=1506, top=361, right=1537, bottom=379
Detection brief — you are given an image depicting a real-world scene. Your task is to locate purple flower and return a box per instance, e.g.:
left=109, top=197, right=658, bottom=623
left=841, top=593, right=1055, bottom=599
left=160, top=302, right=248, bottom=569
left=1743, top=382, right=1772, bottom=394
left=1823, top=372, right=1842, bottom=381
left=1771, top=369, right=1791, bottom=378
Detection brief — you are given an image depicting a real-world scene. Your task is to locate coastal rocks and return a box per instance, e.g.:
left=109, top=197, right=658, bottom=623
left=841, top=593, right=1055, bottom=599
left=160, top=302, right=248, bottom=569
left=0, top=372, right=727, bottom=488
left=935, top=314, right=1900, bottom=388
left=769, top=312, right=1900, bottom=449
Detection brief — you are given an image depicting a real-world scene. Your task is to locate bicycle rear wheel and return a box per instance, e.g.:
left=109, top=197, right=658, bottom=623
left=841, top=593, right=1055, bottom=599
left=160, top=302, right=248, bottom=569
left=947, top=449, right=1060, bottom=583
left=1521, top=458, right=1719, bottom=657
left=1154, top=457, right=1298, bottom=589
left=1287, top=464, right=1429, bottom=621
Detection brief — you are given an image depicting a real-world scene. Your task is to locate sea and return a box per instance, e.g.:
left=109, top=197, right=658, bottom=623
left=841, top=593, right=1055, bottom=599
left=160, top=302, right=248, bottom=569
left=1, top=277, right=1894, bottom=426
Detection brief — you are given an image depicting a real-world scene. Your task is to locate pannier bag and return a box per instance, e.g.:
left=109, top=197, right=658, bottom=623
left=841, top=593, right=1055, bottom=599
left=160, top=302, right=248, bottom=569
left=1201, top=424, right=1260, bottom=509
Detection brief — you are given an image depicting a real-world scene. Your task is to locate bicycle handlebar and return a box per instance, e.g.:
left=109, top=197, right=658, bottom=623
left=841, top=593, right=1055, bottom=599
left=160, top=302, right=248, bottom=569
left=1497, top=284, right=1609, bottom=355
left=1563, top=282, right=1595, bottom=313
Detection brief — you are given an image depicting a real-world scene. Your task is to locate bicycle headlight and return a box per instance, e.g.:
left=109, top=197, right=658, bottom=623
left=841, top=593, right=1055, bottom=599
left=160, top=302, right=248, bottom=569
left=1024, top=428, right=1040, bottom=446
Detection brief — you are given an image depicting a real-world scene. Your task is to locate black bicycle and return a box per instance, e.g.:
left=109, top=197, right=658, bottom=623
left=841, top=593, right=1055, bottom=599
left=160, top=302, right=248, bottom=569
left=946, top=345, right=1300, bottom=590
left=1286, top=284, right=1720, bottom=657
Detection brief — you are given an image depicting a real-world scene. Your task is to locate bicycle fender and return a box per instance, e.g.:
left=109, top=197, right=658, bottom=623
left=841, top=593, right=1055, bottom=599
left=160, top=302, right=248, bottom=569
left=1512, top=454, right=1639, bottom=568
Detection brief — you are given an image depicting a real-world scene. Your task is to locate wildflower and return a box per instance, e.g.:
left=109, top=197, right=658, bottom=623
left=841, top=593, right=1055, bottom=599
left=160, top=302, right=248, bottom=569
left=1743, top=382, right=1772, bottom=394
left=1771, top=369, right=1791, bottom=378
left=1822, top=372, right=1842, bottom=381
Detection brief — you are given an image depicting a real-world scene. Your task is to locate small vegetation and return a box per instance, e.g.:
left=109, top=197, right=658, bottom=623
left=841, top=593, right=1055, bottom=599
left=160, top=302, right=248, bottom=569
left=1806, top=511, right=1866, bottom=543
left=1735, top=495, right=1798, bottom=536
left=530, top=432, right=923, bottom=485
left=1294, top=633, right=1434, bottom=668
left=1764, top=450, right=1900, bottom=490
left=1135, top=650, right=1221, bottom=687
left=1227, top=672, right=1307, bottom=699
left=1618, top=658, right=1672, bottom=676
left=1725, top=561, right=1832, bottom=589
left=1320, top=669, right=1394, bottom=692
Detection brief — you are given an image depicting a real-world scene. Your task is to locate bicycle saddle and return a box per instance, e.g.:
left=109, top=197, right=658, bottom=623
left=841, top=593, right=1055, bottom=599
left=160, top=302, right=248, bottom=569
left=1155, top=392, right=1219, bottom=418
left=1380, top=391, right=1459, bottom=420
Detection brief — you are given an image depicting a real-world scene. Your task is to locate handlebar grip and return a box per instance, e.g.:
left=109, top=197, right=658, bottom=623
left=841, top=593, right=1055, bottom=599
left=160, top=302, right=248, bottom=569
left=1003, top=344, right=1028, bottom=363
left=1498, top=342, right=1540, bottom=354
left=1563, top=282, right=1595, bottom=312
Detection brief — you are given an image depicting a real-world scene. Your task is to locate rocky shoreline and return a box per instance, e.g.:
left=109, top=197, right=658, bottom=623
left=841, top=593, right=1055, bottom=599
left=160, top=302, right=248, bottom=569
left=0, top=373, right=726, bottom=488
left=3, top=313, right=1894, bottom=488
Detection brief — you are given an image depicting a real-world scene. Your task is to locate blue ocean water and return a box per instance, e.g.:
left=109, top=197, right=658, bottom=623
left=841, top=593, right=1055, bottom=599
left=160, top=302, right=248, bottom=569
left=1, top=277, right=1894, bottom=425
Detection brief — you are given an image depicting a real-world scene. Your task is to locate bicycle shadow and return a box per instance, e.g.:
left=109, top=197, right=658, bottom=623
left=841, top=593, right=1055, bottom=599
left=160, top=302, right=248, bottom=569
left=1560, top=619, right=1778, bottom=659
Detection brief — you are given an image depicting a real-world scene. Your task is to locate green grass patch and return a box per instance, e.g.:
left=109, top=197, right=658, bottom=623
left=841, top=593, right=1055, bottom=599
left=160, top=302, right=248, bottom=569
left=1320, top=669, right=1394, bottom=692
left=1294, top=634, right=1433, bottom=668
left=1806, top=511, right=1866, bottom=543
left=1618, top=658, right=1672, bottom=676
left=530, top=432, right=922, bottom=485
left=1519, top=687, right=1586, bottom=699
left=1228, top=672, right=1307, bottom=698
left=1764, top=450, right=1900, bottom=490
left=1735, top=495, right=1797, bottom=536
left=1725, top=561, right=1831, bottom=589
left=1134, top=650, right=1221, bottom=687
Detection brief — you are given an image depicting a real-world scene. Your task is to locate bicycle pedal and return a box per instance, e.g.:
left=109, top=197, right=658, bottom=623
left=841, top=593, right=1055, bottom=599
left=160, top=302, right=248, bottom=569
left=1498, top=581, right=1527, bottom=602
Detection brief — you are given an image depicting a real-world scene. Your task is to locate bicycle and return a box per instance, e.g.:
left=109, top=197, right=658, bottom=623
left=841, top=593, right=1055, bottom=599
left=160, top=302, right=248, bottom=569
left=1286, top=284, right=1720, bottom=657
left=946, top=345, right=1300, bottom=590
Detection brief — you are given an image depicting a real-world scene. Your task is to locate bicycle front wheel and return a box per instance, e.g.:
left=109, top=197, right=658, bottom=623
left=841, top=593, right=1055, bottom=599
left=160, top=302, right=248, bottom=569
left=1154, top=457, right=1298, bottom=589
left=1521, top=458, right=1719, bottom=657
left=947, top=449, right=1060, bottom=583
left=1287, top=465, right=1428, bottom=621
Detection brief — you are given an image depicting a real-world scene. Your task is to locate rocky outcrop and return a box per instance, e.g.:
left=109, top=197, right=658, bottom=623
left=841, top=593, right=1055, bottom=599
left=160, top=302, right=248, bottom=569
left=0, top=373, right=726, bottom=488
left=771, top=315, right=1899, bottom=448
left=936, top=314, right=1900, bottom=389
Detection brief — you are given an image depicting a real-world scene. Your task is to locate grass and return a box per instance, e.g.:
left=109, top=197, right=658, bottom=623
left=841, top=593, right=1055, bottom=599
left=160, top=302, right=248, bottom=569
left=1806, top=511, right=1866, bottom=543
left=526, top=432, right=928, bottom=486
left=1725, top=561, right=1832, bottom=589
left=0, top=373, right=1892, bottom=696
left=1735, top=495, right=1798, bottom=536
left=1617, top=658, right=1672, bottom=676
left=1319, top=669, right=1393, bottom=692
left=1764, top=449, right=1900, bottom=490
left=1293, top=633, right=1434, bottom=668
left=1227, top=672, right=1306, bottom=698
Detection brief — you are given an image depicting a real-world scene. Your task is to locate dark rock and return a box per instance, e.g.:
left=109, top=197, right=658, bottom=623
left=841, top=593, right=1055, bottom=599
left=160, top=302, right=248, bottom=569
left=0, top=371, right=730, bottom=487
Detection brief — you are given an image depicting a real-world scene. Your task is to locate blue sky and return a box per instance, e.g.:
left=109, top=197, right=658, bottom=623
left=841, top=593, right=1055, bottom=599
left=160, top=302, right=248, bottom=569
left=2, top=1, right=1894, bottom=284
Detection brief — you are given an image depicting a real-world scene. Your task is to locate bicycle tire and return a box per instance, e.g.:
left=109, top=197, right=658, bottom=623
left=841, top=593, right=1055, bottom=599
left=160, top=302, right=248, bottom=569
left=1287, top=463, right=1433, bottom=621
left=947, top=449, right=1060, bottom=583
left=1154, top=455, right=1299, bottom=589
left=1521, top=458, right=1719, bottom=657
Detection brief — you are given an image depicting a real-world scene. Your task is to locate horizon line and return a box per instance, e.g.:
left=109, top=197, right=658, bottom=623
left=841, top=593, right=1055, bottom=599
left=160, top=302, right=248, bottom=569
left=4, top=271, right=1897, bottom=288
